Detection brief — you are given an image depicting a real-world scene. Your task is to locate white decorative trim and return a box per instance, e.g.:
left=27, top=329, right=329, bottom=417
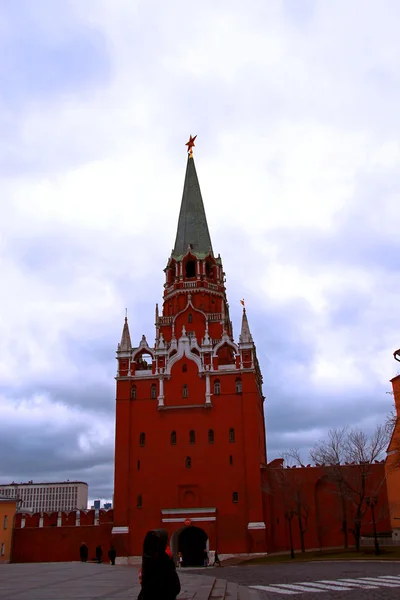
left=165, top=330, right=202, bottom=374
left=161, top=507, right=216, bottom=515
left=162, top=517, right=216, bottom=523
left=213, top=334, right=238, bottom=357
left=247, top=522, right=266, bottom=530
left=111, top=526, right=129, bottom=534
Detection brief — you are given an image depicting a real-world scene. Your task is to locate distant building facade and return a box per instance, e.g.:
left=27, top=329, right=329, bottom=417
left=0, top=496, right=18, bottom=563
left=0, top=482, right=88, bottom=513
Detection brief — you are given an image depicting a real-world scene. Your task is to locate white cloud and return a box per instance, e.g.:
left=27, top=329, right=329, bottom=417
left=0, top=0, right=399, bottom=494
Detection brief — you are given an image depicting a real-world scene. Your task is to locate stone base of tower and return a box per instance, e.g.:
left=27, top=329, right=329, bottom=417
left=247, top=525, right=268, bottom=554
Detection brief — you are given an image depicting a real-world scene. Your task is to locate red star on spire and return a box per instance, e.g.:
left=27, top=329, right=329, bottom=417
left=185, top=134, right=197, bottom=155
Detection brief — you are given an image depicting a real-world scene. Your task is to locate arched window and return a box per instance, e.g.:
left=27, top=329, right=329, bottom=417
left=214, top=380, right=221, bottom=395
left=188, top=313, right=193, bottom=323
left=150, top=384, right=157, bottom=399
left=189, top=430, right=195, bottom=444
left=131, top=385, right=136, bottom=400
left=185, top=261, right=196, bottom=278
left=137, top=460, right=140, bottom=470
left=235, top=379, right=242, bottom=394
left=171, top=431, right=177, bottom=445
left=232, top=492, right=238, bottom=503
left=182, top=384, right=188, bottom=398
left=229, top=428, right=235, bottom=443
left=185, top=456, right=192, bottom=469
left=139, top=432, right=146, bottom=447
left=137, top=495, right=142, bottom=508
left=229, top=455, right=233, bottom=465
left=208, top=429, right=214, bottom=444
left=182, top=363, right=187, bottom=373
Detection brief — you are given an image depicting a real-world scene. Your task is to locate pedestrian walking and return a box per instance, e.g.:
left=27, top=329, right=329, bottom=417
left=203, top=549, right=208, bottom=567
left=213, top=550, right=222, bottom=567
left=108, top=545, right=117, bottom=565
left=95, top=544, right=103, bottom=564
left=178, top=552, right=183, bottom=568
left=138, top=529, right=181, bottom=600
left=79, top=542, right=88, bottom=562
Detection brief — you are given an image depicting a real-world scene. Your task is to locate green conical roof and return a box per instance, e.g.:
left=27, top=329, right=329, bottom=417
left=172, top=156, right=213, bottom=259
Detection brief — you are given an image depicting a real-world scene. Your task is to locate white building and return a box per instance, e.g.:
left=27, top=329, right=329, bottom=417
left=0, top=481, right=88, bottom=512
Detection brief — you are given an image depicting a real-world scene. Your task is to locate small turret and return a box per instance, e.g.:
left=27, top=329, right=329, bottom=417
left=239, top=306, right=253, bottom=344
left=118, top=315, right=132, bottom=353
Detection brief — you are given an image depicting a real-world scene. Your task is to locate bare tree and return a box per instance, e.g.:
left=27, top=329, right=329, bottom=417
left=263, top=450, right=309, bottom=553
left=310, top=425, right=389, bottom=551
left=283, top=449, right=310, bottom=553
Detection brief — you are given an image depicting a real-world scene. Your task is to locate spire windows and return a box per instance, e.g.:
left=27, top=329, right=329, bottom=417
left=189, top=430, right=196, bottom=444
left=137, top=495, right=142, bottom=508
left=150, top=384, right=157, bottom=399
left=171, top=431, right=177, bottom=445
left=182, top=384, right=188, bottom=398
left=208, top=429, right=214, bottom=444
left=131, top=385, right=137, bottom=400
left=235, top=378, right=242, bottom=394
left=139, top=433, right=146, bottom=447
left=214, top=380, right=221, bottom=395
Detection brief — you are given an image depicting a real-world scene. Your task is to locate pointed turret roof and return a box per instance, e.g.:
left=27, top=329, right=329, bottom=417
left=172, top=154, right=213, bottom=259
left=119, top=317, right=132, bottom=352
left=239, top=307, right=253, bottom=344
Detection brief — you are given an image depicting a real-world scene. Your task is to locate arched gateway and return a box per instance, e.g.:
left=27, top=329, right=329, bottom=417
left=170, top=526, right=208, bottom=567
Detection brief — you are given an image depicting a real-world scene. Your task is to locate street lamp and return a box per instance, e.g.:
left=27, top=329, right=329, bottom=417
left=394, top=349, right=400, bottom=363
left=284, top=510, right=295, bottom=559
left=365, top=496, right=380, bottom=556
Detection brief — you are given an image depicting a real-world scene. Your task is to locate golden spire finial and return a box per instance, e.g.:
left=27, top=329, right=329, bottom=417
left=240, top=299, right=245, bottom=308
left=185, top=134, right=197, bottom=158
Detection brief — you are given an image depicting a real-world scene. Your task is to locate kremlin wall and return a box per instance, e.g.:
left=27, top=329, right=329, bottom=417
left=9, top=460, right=390, bottom=563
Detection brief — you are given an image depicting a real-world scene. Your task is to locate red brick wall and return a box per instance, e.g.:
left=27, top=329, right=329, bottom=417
left=12, top=510, right=114, bottom=563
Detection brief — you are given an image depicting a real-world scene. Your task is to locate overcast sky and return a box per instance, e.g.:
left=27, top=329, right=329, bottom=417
left=1, top=0, right=399, bottom=504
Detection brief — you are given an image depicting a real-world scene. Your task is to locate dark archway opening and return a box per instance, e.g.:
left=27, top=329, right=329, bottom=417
left=178, top=526, right=208, bottom=567
left=185, top=260, right=196, bottom=278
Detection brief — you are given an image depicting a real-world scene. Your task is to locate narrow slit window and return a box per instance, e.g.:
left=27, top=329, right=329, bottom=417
left=214, top=380, right=221, bottom=395
left=235, top=379, right=242, bottom=394
left=229, top=455, right=233, bottom=465
left=189, top=430, right=195, bottom=444
left=232, top=492, right=238, bottom=503
left=182, top=384, right=188, bottom=398
left=208, top=429, right=214, bottom=444
left=151, top=384, right=157, bottom=399
left=185, top=456, right=192, bottom=469
left=139, top=432, right=146, bottom=447
left=171, top=431, right=177, bottom=445
left=131, top=385, right=137, bottom=399
left=137, top=495, right=142, bottom=508
left=229, top=428, right=235, bottom=443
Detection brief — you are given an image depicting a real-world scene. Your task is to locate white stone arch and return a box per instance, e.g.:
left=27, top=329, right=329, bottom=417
left=166, top=331, right=203, bottom=375
left=172, top=294, right=208, bottom=330
left=132, top=336, right=155, bottom=363
left=212, top=334, right=238, bottom=358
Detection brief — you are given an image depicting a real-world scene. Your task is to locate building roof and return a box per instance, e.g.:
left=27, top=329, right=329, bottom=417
left=0, top=481, right=88, bottom=487
left=172, top=155, right=213, bottom=260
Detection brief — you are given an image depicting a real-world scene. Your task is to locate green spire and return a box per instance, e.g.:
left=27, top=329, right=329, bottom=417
left=172, top=155, right=213, bottom=260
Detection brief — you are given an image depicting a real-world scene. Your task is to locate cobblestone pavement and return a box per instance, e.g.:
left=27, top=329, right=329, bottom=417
left=202, top=560, right=400, bottom=598
left=0, top=562, right=219, bottom=600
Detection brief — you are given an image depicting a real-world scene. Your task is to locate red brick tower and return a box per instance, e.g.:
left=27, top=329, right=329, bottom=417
left=112, top=139, right=267, bottom=564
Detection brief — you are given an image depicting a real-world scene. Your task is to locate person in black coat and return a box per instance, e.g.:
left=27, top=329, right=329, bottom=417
left=79, top=542, right=88, bottom=562
left=95, top=544, right=103, bottom=564
left=138, top=529, right=181, bottom=600
left=108, top=545, right=117, bottom=565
